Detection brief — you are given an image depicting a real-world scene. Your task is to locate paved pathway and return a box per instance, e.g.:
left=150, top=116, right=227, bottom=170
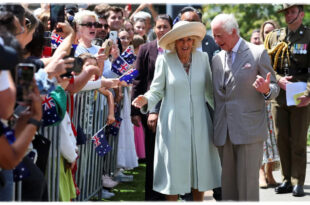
left=204, top=147, right=310, bottom=201
left=260, top=147, right=310, bottom=201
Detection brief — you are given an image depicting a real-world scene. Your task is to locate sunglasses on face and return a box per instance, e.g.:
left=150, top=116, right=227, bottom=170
left=102, top=24, right=109, bottom=29
left=80, top=22, right=102, bottom=28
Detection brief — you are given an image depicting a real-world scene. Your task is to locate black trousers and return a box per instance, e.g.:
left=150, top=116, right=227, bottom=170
left=141, top=115, right=165, bottom=201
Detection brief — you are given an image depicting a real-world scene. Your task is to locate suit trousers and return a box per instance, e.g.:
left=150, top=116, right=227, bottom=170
left=141, top=115, right=165, bottom=201
left=271, top=102, right=310, bottom=185
left=218, top=137, right=263, bottom=201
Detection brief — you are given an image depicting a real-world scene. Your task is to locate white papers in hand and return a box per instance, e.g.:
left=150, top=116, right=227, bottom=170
left=286, top=82, right=307, bottom=106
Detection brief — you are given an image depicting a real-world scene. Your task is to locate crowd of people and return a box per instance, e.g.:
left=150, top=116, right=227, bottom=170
left=0, top=2, right=309, bottom=202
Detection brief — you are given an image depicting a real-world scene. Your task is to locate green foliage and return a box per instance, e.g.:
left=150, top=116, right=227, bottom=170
left=308, top=127, right=310, bottom=146
left=202, top=4, right=310, bottom=41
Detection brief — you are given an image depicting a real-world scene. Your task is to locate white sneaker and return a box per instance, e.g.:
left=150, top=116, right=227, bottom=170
left=101, top=188, right=115, bottom=199
left=114, top=170, right=133, bottom=182
left=102, top=175, right=118, bottom=188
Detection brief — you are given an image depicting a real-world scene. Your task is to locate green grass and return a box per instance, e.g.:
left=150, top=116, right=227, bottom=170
left=101, top=163, right=146, bottom=201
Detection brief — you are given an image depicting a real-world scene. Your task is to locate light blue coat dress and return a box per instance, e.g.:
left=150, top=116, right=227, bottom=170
left=142, top=51, right=221, bottom=195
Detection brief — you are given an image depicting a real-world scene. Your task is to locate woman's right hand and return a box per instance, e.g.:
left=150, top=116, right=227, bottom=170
left=14, top=83, right=42, bottom=137
left=132, top=95, right=148, bottom=109
left=29, top=84, right=43, bottom=121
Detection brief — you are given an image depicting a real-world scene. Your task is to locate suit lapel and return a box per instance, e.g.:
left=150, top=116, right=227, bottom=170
left=149, top=40, right=158, bottom=58
left=226, top=40, right=249, bottom=85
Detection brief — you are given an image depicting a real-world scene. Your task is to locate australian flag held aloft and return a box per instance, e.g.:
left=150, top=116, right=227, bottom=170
left=92, top=127, right=112, bottom=156
left=41, top=95, right=61, bottom=127
left=51, top=33, right=64, bottom=49
left=121, top=47, right=136, bottom=64
left=119, top=68, right=139, bottom=84
left=111, top=57, right=128, bottom=76
left=111, top=47, right=136, bottom=76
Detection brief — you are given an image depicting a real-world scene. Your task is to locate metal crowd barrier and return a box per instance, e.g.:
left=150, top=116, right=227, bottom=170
left=13, top=89, right=119, bottom=201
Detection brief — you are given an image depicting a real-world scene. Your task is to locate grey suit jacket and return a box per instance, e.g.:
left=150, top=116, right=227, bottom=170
left=211, top=39, right=279, bottom=146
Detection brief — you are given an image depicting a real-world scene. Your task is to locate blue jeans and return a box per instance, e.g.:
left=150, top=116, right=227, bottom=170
left=0, top=170, right=13, bottom=201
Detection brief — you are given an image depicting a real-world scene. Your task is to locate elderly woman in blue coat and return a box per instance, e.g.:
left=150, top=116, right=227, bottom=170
left=132, top=21, right=221, bottom=201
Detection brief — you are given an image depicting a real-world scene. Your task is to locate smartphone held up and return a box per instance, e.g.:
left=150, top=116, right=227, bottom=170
left=50, top=4, right=65, bottom=32
left=15, top=63, right=36, bottom=105
left=101, top=39, right=113, bottom=56
left=109, top=31, right=118, bottom=44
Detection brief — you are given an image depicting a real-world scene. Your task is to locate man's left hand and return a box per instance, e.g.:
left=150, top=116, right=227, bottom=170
left=253, top=72, right=271, bottom=95
left=297, top=95, right=310, bottom=107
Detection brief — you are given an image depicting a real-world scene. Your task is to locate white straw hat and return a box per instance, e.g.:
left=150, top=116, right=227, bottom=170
left=158, top=21, right=206, bottom=51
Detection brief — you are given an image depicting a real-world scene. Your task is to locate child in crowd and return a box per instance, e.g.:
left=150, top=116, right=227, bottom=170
left=78, top=52, right=115, bottom=125
left=133, top=19, right=147, bottom=42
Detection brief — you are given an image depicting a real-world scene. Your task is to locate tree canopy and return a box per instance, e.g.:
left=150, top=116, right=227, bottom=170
left=201, top=4, right=310, bottom=41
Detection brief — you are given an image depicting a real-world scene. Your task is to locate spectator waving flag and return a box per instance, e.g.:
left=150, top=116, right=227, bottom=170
left=92, top=127, right=112, bottom=156
left=105, top=116, right=122, bottom=136
left=51, top=33, right=64, bottom=49
left=41, top=94, right=61, bottom=127
left=111, top=47, right=136, bottom=76
left=119, top=68, right=139, bottom=84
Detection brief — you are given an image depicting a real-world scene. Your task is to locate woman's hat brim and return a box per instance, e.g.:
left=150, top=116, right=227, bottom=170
left=158, top=21, right=206, bottom=50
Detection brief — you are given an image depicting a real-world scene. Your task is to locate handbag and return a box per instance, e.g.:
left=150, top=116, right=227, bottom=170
left=32, top=133, right=51, bottom=174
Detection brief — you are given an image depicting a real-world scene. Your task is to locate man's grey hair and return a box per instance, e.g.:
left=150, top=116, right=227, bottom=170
left=210, top=13, right=240, bottom=35
left=133, top=11, right=151, bottom=21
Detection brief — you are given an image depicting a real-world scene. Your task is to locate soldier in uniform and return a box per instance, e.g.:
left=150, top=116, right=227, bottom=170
left=265, top=4, right=310, bottom=197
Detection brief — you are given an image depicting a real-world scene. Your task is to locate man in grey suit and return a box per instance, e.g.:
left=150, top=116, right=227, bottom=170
left=210, top=14, right=280, bottom=201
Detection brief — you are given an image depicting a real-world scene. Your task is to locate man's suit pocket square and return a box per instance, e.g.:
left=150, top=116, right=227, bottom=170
left=243, top=63, right=252, bottom=69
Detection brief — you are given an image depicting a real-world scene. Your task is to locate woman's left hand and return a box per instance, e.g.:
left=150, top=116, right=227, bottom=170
left=132, top=95, right=148, bottom=108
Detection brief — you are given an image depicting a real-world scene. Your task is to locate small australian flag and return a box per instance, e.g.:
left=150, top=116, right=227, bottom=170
left=112, top=47, right=136, bottom=76
left=92, top=127, right=112, bottom=156
left=13, top=151, right=36, bottom=182
left=13, top=161, right=30, bottom=182
left=51, top=33, right=64, bottom=49
left=119, top=68, right=139, bottom=84
left=105, top=116, right=122, bottom=136
left=121, top=47, right=136, bottom=65
left=41, top=95, right=61, bottom=127
left=111, top=56, right=129, bottom=76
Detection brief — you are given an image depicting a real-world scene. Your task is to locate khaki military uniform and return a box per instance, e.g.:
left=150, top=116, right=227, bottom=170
left=266, top=24, right=310, bottom=185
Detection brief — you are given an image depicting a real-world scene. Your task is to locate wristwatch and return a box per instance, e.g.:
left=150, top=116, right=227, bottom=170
left=27, top=118, right=42, bottom=129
